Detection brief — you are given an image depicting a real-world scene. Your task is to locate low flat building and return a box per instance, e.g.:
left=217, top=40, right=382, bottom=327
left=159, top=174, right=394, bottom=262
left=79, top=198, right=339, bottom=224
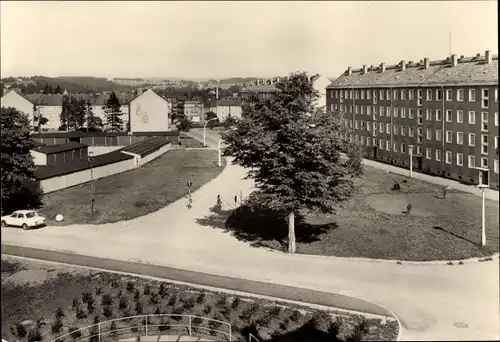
left=30, top=141, right=88, bottom=166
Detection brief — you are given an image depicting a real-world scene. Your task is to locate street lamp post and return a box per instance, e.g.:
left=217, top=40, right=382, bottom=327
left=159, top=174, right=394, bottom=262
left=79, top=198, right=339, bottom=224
left=480, top=185, right=486, bottom=246
left=203, top=117, right=218, bottom=147
left=88, top=152, right=95, bottom=220
left=408, top=145, right=414, bottom=178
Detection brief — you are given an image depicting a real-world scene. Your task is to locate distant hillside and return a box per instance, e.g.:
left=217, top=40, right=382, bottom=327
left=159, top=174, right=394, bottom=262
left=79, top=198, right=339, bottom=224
left=56, top=76, right=128, bottom=90
left=219, top=77, right=261, bottom=85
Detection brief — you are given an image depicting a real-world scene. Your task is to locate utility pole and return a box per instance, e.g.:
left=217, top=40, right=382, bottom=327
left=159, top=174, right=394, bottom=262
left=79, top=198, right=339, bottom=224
left=89, top=152, right=95, bottom=220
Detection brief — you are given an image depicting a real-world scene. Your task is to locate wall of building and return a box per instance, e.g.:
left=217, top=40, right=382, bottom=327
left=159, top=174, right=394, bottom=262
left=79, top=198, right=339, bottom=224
left=1, top=91, right=34, bottom=124
left=216, top=105, right=242, bottom=121
left=40, top=158, right=135, bottom=193
left=139, top=142, right=172, bottom=166
left=30, top=150, right=47, bottom=166
left=130, top=90, right=170, bottom=132
left=46, top=147, right=88, bottom=166
left=38, top=105, right=62, bottom=131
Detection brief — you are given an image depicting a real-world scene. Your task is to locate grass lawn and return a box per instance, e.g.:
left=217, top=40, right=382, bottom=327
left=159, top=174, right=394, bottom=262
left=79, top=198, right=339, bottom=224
left=1, top=257, right=399, bottom=342
left=198, top=166, right=499, bottom=261
left=40, top=149, right=226, bottom=226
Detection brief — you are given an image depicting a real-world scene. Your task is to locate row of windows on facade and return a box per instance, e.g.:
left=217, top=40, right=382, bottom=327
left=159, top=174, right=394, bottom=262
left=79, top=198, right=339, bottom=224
left=347, top=133, right=499, bottom=173
left=331, top=88, right=498, bottom=108
left=331, top=104, right=498, bottom=126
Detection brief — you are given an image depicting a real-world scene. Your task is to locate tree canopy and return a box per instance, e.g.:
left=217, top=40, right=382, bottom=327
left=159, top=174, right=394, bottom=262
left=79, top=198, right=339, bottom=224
left=222, top=72, right=363, bottom=253
left=1, top=107, right=43, bottom=215
left=103, top=92, right=124, bottom=132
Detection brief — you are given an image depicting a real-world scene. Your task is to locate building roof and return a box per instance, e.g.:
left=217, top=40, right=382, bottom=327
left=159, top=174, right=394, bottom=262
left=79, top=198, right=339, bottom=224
left=34, top=150, right=134, bottom=180
left=32, top=141, right=87, bottom=155
left=216, top=98, right=242, bottom=106
left=23, top=93, right=134, bottom=106
left=327, top=52, right=498, bottom=89
left=119, top=136, right=171, bottom=158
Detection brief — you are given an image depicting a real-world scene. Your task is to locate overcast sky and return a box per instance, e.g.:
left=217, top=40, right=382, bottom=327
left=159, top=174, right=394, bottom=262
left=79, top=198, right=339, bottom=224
left=1, top=1, right=497, bottom=80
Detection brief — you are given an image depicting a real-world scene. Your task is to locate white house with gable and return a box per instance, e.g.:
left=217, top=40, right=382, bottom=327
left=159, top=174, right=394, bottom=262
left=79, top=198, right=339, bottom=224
left=129, top=89, right=170, bottom=133
left=1, top=90, right=35, bottom=124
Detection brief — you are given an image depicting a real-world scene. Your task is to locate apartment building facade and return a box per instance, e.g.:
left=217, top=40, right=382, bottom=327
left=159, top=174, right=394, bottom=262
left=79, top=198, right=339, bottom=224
left=326, top=51, right=499, bottom=190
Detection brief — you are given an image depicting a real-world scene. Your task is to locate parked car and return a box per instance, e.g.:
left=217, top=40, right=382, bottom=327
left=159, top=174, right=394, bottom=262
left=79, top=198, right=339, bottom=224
left=1, top=210, right=46, bottom=230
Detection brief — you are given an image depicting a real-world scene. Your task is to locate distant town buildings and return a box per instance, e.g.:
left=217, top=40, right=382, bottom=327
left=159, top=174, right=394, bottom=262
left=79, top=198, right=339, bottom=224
left=326, top=50, right=499, bottom=190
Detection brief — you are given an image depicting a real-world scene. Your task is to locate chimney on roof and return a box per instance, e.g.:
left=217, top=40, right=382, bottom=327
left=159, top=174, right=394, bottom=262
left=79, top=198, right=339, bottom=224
left=424, top=58, right=430, bottom=69
left=380, top=63, right=386, bottom=73
left=363, top=65, right=368, bottom=74
left=485, top=50, right=492, bottom=64
left=451, top=54, right=458, bottom=67
left=347, top=67, right=352, bottom=75
left=400, top=60, right=406, bottom=71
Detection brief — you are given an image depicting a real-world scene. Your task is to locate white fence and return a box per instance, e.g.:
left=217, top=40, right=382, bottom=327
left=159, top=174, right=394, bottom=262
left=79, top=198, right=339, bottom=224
left=49, top=314, right=233, bottom=342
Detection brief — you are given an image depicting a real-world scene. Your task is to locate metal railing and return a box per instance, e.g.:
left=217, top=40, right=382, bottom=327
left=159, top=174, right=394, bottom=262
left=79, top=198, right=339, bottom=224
left=49, top=314, right=232, bottom=342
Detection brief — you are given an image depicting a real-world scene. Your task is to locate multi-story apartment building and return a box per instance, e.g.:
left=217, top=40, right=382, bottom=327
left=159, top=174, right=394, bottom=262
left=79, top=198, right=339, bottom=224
left=326, top=51, right=499, bottom=190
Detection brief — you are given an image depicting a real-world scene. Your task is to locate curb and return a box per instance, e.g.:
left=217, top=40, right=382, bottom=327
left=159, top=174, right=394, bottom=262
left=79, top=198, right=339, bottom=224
left=1, top=245, right=402, bottom=341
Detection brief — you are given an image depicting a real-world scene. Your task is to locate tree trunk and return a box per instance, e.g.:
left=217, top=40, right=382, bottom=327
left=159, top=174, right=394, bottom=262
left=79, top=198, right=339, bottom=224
left=288, top=211, right=296, bottom=254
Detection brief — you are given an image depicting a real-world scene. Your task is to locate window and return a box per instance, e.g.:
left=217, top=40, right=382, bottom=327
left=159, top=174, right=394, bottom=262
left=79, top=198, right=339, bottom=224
left=445, top=109, right=452, bottom=122
left=355, top=120, right=359, bottom=129
left=393, top=107, right=398, bottom=118
left=400, top=125, right=405, bottom=136
left=457, top=89, right=464, bottom=102
left=494, top=159, right=499, bottom=173
left=393, top=125, right=399, bottom=135
left=349, top=120, right=353, bottom=128
left=481, top=135, right=488, bottom=155
left=380, top=106, right=385, bottom=116
left=372, top=90, right=377, bottom=99
left=366, top=137, right=371, bottom=146
left=457, top=153, right=463, bottom=166
left=426, top=128, right=432, bottom=140
left=386, top=106, right=391, bottom=117
left=446, top=89, right=452, bottom=101
left=355, top=105, right=359, bottom=114
left=468, top=155, right=476, bottom=168
left=379, top=123, right=384, bottom=133
left=373, top=122, right=378, bottom=131
left=469, top=111, right=476, bottom=124
left=496, top=136, right=498, bottom=149
left=426, top=148, right=432, bottom=159
left=469, top=89, right=476, bottom=102
left=393, top=91, right=398, bottom=100
left=418, top=117, right=423, bottom=125
left=436, top=149, right=442, bottom=161
left=417, top=136, right=422, bottom=143
left=331, top=91, right=335, bottom=99
left=367, top=106, right=371, bottom=115
left=436, top=129, right=442, bottom=142
left=469, top=133, right=476, bottom=146
left=361, top=121, right=365, bottom=130
left=386, top=90, right=391, bottom=99
left=409, top=90, right=414, bottom=100
left=495, top=112, right=498, bottom=126
left=426, top=109, right=432, bottom=121
left=456, top=132, right=463, bottom=145
left=386, top=140, right=390, bottom=151
left=367, top=121, right=371, bottom=131
left=360, top=136, right=365, bottom=144
left=457, top=110, right=463, bottom=123
left=401, top=108, right=406, bottom=118
left=354, top=135, right=359, bottom=142
left=386, top=124, right=391, bottom=134
left=417, top=89, right=423, bottom=106
left=481, top=112, right=488, bottom=131
left=417, top=146, right=422, bottom=155
left=367, top=90, right=371, bottom=100
left=436, top=89, right=443, bottom=101
left=355, top=90, right=359, bottom=99
left=340, top=104, right=344, bottom=112
left=350, top=90, right=354, bottom=99
left=393, top=142, right=398, bottom=152
left=330, top=104, right=334, bottom=112
left=445, top=151, right=452, bottom=164
left=345, top=90, right=349, bottom=99
left=401, top=143, right=406, bottom=153
left=496, top=88, right=498, bottom=102
left=426, top=89, right=432, bottom=101
left=482, top=89, right=489, bottom=108
left=418, top=127, right=423, bottom=136
left=409, top=127, right=414, bottom=137
left=380, top=90, right=384, bottom=100
left=481, top=157, right=488, bottom=168
left=409, top=108, right=415, bottom=119
left=361, top=106, right=365, bottom=114
left=446, top=130, right=452, bottom=143
left=400, top=90, right=405, bottom=100
left=379, top=139, right=384, bottom=149
left=436, top=109, right=442, bottom=121
left=361, top=90, right=365, bottom=99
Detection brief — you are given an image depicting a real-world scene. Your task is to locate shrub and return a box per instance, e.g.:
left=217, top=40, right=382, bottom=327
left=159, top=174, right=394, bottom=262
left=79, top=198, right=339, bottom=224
left=82, top=292, right=93, bottom=304
left=15, top=323, right=27, bottom=338
left=216, top=294, right=228, bottom=308
left=134, top=289, right=140, bottom=301
left=328, top=317, right=341, bottom=338
left=231, top=297, right=240, bottom=310
left=154, top=306, right=161, bottom=315
left=196, top=291, right=206, bottom=304
left=220, top=306, right=231, bottom=319
left=269, top=306, right=282, bottom=318
left=208, top=319, right=222, bottom=333
left=391, top=182, right=401, bottom=191
left=27, top=328, right=42, bottom=342
left=348, top=320, right=369, bottom=342
left=93, top=316, right=100, bottom=324
left=119, top=296, right=129, bottom=310
left=111, top=279, right=119, bottom=288
left=135, top=301, right=143, bottom=314
left=103, top=305, right=113, bottom=318
left=256, top=314, right=270, bottom=327
left=55, top=307, right=65, bottom=319
left=167, top=294, right=177, bottom=306
left=278, top=321, right=288, bottom=332
left=118, top=290, right=123, bottom=298
left=193, top=317, right=203, bottom=325
left=126, top=281, right=135, bottom=292
left=144, top=284, right=151, bottom=295
left=87, top=301, right=95, bottom=314
left=159, top=284, right=167, bottom=297
left=102, top=293, right=113, bottom=306
left=110, top=321, right=117, bottom=337
left=76, top=306, right=88, bottom=319
left=149, top=292, right=159, bottom=305
left=72, top=297, right=80, bottom=309
left=202, top=304, right=212, bottom=315
left=290, top=310, right=302, bottom=322
left=95, top=286, right=103, bottom=295
left=183, top=296, right=195, bottom=310
left=69, top=327, right=82, bottom=338
left=51, top=318, right=64, bottom=334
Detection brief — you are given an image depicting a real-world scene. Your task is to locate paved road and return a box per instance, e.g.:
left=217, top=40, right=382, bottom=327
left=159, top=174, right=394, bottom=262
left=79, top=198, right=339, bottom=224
left=2, top=128, right=499, bottom=341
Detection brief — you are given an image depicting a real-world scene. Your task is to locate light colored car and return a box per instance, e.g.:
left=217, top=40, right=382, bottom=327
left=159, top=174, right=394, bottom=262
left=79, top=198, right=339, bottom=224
left=1, top=210, right=46, bottom=230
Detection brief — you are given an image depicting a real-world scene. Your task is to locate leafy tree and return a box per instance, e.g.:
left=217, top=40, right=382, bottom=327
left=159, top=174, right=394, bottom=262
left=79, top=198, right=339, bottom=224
left=68, top=97, right=86, bottom=130
left=0, top=107, right=43, bottom=215
left=222, top=72, right=362, bottom=253
left=224, top=115, right=238, bottom=127
left=103, top=92, right=124, bottom=132
left=205, top=111, right=218, bottom=128
left=43, top=83, right=49, bottom=94
left=176, top=117, right=192, bottom=132
left=84, top=99, right=103, bottom=132
left=54, top=84, right=62, bottom=94
left=48, top=84, right=54, bottom=94
left=60, top=94, right=70, bottom=130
